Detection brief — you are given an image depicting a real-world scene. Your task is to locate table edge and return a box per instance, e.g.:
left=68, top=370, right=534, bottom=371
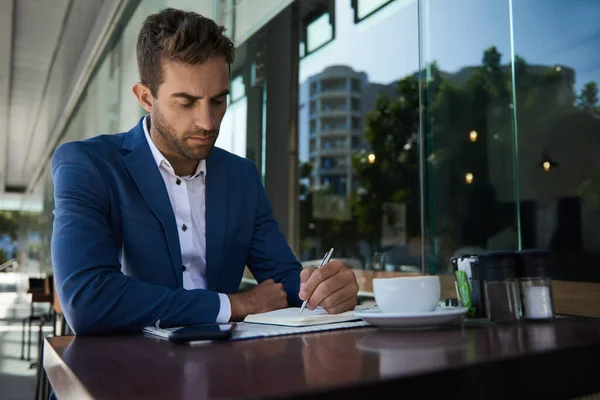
left=44, top=337, right=95, bottom=400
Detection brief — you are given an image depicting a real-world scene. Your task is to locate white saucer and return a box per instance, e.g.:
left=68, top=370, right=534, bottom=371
left=355, top=306, right=468, bottom=329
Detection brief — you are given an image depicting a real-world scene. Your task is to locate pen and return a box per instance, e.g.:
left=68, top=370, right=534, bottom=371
left=299, top=247, right=334, bottom=314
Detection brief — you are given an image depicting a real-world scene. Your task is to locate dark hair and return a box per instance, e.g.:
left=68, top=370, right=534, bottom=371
left=136, top=8, right=235, bottom=97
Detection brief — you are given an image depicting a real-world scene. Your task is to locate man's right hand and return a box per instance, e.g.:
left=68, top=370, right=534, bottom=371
left=228, top=279, right=287, bottom=321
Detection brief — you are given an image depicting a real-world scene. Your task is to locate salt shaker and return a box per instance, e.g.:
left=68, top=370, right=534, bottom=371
left=478, top=251, right=522, bottom=323
left=518, top=249, right=554, bottom=321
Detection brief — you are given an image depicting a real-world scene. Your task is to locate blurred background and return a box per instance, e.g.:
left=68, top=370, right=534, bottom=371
left=1, top=0, right=600, bottom=397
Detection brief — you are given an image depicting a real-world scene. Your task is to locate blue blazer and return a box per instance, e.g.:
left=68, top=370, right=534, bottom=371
left=51, top=117, right=302, bottom=335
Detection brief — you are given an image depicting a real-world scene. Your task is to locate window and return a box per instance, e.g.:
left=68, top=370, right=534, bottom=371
left=302, top=9, right=335, bottom=57
left=298, top=0, right=418, bottom=266
left=351, top=0, right=395, bottom=23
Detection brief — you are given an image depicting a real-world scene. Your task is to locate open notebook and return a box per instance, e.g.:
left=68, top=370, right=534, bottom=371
left=143, top=307, right=372, bottom=343
left=243, top=307, right=361, bottom=327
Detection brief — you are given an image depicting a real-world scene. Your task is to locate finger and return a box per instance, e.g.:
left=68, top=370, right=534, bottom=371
left=307, top=276, right=346, bottom=310
left=299, top=268, right=315, bottom=300
left=300, top=267, right=315, bottom=290
left=307, top=265, right=357, bottom=308
left=278, top=291, right=288, bottom=308
left=320, top=283, right=359, bottom=310
left=300, top=261, right=343, bottom=300
left=325, top=296, right=357, bottom=314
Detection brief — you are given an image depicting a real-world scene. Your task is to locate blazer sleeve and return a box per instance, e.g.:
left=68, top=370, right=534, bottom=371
left=51, top=142, right=221, bottom=335
left=245, top=162, right=303, bottom=306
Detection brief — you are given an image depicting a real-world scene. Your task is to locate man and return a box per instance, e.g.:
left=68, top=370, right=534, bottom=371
left=51, top=8, right=359, bottom=335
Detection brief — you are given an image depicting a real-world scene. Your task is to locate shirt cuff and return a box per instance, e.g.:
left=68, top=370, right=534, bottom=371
left=216, top=293, right=232, bottom=323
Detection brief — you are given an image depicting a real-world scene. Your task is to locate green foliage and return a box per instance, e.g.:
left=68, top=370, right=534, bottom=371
left=0, top=211, right=19, bottom=240
left=577, top=82, right=599, bottom=114
left=301, top=45, right=600, bottom=262
left=351, top=75, right=421, bottom=250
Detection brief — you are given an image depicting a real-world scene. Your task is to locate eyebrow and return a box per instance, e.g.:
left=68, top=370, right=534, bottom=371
left=171, top=89, right=230, bottom=101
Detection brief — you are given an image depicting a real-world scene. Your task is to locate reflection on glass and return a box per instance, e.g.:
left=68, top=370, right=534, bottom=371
left=422, top=0, right=519, bottom=273
left=298, top=0, right=420, bottom=271
left=512, top=0, right=600, bottom=281
left=421, top=0, right=600, bottom=281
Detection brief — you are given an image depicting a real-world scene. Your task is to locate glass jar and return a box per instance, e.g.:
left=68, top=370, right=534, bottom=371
left=484, top=278, right=522, bottom=322
left=520, top=277, right=554, bottom=320
left=517, top=249, right=554, bottom=321
left=479, top=251, right=522, bottom=323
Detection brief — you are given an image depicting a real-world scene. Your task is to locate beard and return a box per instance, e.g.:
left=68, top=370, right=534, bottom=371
left=151, top=104, right=218, bottom=161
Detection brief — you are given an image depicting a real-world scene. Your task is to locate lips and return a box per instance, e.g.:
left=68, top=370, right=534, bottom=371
left=187, top=136, right=216, bottom=142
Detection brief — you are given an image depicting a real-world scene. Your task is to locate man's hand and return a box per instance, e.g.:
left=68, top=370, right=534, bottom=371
left=228, top=279, right=287, bottom=321
left=299, top=261, right=359, bottom=314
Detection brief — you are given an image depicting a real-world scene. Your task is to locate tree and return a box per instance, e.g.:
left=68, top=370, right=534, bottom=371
left=298, top=161, right=361, bottom=260
left=352, top=75, right=421, bottom=251
left=0, top=211, right=19, bottom=240
left=577, top=81, right=599, bottom=114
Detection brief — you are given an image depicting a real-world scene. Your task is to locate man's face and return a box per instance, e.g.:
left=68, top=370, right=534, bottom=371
left=149, top=56, right=229, bottom=161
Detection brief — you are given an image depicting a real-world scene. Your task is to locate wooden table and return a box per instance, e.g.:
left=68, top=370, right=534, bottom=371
left=44, top=318, right=600, bottom=400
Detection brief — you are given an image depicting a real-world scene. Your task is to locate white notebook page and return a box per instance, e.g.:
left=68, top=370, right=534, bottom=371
left=243, top=307, right=360, bottom=327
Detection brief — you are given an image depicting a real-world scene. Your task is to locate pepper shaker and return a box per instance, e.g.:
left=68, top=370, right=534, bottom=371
left=478, top=251, right=522, bottom=323
left=518, top=249, right=554, bottom=321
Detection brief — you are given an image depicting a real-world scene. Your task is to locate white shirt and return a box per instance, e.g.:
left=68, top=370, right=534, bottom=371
left=143, top=116, right=231, bottom=322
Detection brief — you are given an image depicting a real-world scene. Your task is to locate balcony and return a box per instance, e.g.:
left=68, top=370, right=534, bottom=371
left=315, top=109, right=362, bottom=119
left=318, top=146, right=349, bottom=156
left=320, top=127, right=352, bottom=137
left=314, top=89, right=360, bottom=100
left=314, top=165, right=349, bottom=176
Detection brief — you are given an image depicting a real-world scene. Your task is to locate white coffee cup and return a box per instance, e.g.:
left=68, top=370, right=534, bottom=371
left=373, top=275, right=441, bottom=313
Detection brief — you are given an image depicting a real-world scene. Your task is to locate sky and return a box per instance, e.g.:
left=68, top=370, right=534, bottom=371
left=296, top=0, right=600, bottom=164
left=299, top=0, right=600, bottom=92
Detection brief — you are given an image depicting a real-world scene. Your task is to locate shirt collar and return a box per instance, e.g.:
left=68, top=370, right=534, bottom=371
left=142, top=115, right=206, bottom=181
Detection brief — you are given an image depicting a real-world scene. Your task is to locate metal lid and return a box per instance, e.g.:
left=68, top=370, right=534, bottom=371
left=477, top=251, right=517, bottom=281
left=518, top=249, right=550, bottom=278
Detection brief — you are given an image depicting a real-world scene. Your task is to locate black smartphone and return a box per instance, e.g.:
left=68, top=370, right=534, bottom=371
left=168, top=323, right=236, bottom=344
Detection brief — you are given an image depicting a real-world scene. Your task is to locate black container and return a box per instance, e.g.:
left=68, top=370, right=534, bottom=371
left=478, top=251, right=518, bottom=281
left=451, top=254, right=486, bottom=318
left=469, top=257, right=486, bottom=318
left=517, top=249, right=550, bottom=278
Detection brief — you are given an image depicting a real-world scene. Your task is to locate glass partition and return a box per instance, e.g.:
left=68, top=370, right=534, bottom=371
left=421, top=0, right=519, bottom=273
left=512, top=0, right=600, bottom=282
left=298, top=0, right=421, bottom=271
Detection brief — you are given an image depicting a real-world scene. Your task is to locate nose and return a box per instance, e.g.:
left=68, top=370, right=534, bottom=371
left=194, top=102, right=215, bottom=132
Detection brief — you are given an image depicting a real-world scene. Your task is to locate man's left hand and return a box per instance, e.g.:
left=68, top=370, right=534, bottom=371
left=299, top=261, right=359, bottom=314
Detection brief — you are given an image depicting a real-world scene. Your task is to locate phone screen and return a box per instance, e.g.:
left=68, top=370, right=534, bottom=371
left=168, top=323, right=235, bottom=344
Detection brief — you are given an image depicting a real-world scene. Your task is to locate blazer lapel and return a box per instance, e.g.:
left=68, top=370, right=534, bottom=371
left=205, top=150, right=227, bottom=292
left=121, top=118, right=183, bottom=287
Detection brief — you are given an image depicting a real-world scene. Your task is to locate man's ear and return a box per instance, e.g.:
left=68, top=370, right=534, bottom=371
left=132, top=83, right=154, bottom=113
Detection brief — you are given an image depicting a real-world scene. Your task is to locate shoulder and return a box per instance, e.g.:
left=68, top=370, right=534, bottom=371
left=52, top=133, right=126, bottom=165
